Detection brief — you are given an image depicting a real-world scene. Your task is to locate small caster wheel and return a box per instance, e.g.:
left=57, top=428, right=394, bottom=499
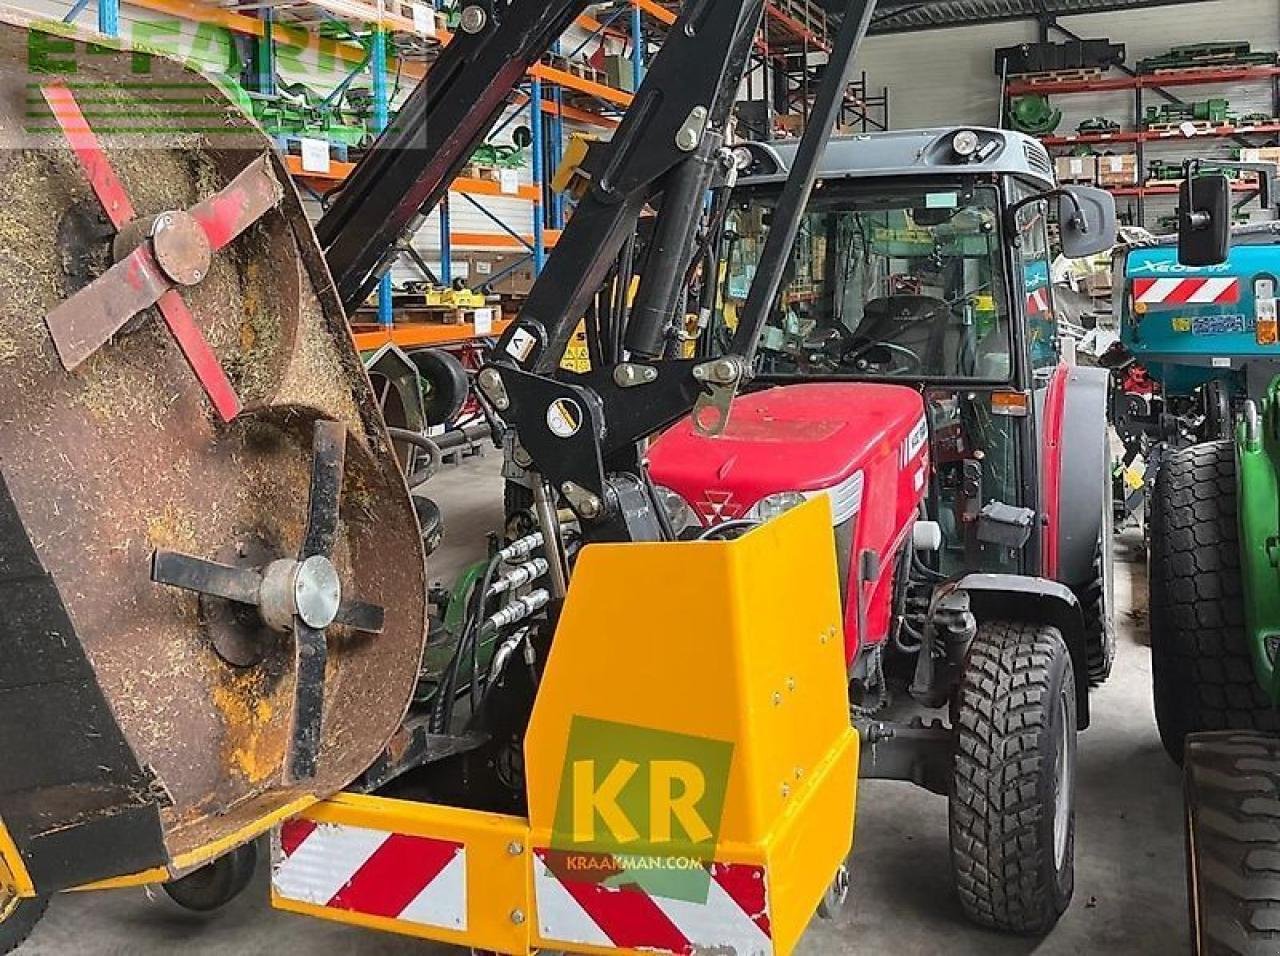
left=816, top=861, right=850, bottom=919
left=163, top=841, right=258, bottom=913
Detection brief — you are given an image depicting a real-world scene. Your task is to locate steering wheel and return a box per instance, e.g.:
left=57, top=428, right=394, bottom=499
left=798, top=320, right=854, bottom=372
left=838, top=294, right=946, bottom=375
left=841, top=340, right=924, bottom=374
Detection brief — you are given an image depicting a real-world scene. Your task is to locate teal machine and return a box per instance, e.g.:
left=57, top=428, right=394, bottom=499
left=1108, top=225, right=1280, bottom=520
left=1118, top=234, right=1280, bottom=400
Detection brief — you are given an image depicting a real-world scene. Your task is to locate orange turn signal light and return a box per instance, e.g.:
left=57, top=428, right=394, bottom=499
left=991, top=391, right=1030, bottom=417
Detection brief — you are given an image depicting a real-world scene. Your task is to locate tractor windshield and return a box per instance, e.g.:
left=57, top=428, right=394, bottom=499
left=722, top=182, right=1013, bottom=382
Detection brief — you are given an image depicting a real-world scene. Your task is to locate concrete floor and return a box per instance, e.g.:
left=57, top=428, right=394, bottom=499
left=23, top=452, right=1187, bottom=955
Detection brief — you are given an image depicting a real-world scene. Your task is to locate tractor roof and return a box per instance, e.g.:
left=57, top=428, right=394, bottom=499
left=737, top=127, right=1056, bottom=190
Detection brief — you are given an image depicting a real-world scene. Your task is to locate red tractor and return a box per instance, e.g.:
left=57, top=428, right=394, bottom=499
left=648, top=127, right=1118, bottom=934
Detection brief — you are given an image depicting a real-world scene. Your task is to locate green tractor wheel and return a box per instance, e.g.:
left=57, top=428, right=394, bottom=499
left=1185, top=731, right=1280, bottom=955
left=1149, top=441, right=1278, bottom=763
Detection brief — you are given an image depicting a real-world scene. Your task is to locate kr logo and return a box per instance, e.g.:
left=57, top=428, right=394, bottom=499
left=549, top=716, right=734, bottom=902
left=696, top=490, right=742, bottom=523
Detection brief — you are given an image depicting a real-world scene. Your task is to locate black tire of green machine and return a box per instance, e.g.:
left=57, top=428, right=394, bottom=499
left=949, top=619, right=1076, bottom=936
left=1148, top=441, right=1278, bottom=765
left=0, top=895, right=49, bottom=955
left=1184, top=731, right=1280, bottom=956
left=162, top=841, right=258, bottom=913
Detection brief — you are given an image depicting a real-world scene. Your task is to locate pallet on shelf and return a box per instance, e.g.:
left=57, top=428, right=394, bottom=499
left=394, top=305, right=501, bottom=327
left=1012, top=67, right=1106, bottom=86
left=1143, top=119, right=1221, bottom=134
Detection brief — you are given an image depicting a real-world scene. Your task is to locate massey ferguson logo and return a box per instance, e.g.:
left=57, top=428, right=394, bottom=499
left=696, top=490, right=742, bottom=523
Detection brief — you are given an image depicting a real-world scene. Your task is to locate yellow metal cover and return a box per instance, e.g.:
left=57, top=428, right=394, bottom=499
left=270, top=499, right=857, bottom=955
left=522, top=496, right=857, bottom=955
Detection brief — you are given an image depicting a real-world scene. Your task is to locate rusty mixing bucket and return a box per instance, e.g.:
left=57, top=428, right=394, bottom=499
left=0, top=16, right=426, bottom=894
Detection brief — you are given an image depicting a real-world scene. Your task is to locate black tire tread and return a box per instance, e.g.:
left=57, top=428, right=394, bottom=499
left=1185, top=731, right=1280, bottom=956
left=950, top=620, right=1075, bottom=935
left=1078, top=541, right=1115, bottom=687
left=1149, top=441, right=1277, bottom=764
left=0, top=896, right=48, bottom=955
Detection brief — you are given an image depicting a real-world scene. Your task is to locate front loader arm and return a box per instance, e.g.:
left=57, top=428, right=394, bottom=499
left=481, top=0, right=879, bottom=545
left=317, top=0, right=594, bottom=313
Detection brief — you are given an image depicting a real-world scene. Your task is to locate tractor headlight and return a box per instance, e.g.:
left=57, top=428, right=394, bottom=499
left=746, top=490, right=808, bottom=523
left=653, top=484, right=698, bottom=533
left=746, top=471, right=865, bottom=527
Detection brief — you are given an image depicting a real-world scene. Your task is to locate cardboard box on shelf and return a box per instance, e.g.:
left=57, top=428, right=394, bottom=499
left=1097, top=153, right=1138, bottom=187
left=461, top=253, right=536, bottom=297
left=604, top=54, right=637, bottom=93
left=1084, top=270, right=1113, bottom=298
left=1055, top=154, right=1098, bottom=184
left=1240, top=146, right=1280, bottom=169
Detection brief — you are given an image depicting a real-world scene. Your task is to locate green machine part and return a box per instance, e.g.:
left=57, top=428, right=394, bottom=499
left=468, top=143, right=529, bottom=169
left=1143, top=98, right=1233, bottom=127
left=1235, top=377, right=1280, bottom=703
left=1008, top=94, right=1062, bottom=136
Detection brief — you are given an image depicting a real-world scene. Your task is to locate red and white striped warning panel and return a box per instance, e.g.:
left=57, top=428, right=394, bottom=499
left=1134, top=276, right=1240, bottom=307
left=1026, top=287, right=1050, bottom=316
left=532, top=849, right=773, bottom=955
left=273, top=819, right=467, bottom=932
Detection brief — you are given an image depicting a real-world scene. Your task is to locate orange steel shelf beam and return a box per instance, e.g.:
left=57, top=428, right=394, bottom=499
left=449, top=230, right=562, bottom=249
left=285, top=157, right=541, bottom=202
left=529, top=62, right=633, bottom=107
left=352, top=319, right=513, bottom=350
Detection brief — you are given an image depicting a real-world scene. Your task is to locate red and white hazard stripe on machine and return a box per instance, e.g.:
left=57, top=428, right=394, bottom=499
left=272, top=819, right=467, bottom=931
left=1134, top=276, right=1240, bottom=307
left=532, top=849, right=773, bottom=955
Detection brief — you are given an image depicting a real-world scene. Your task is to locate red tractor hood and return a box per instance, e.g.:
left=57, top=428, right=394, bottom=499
left=649, top=382, right=926, bottom=523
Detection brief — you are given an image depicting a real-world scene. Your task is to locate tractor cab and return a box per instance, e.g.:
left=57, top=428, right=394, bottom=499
left=650, top=127, right=1117, bottom=670
left=653, top=127, right=1114, bottom=575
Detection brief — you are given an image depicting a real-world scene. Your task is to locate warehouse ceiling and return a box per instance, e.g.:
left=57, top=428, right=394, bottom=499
left=836, top=0, right=1209, bottom=33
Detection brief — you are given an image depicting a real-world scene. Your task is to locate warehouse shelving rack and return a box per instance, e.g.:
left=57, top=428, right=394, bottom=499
left=1005, top=61, right=1280, bottom=225
left=62, top=0, right=845, bottom=347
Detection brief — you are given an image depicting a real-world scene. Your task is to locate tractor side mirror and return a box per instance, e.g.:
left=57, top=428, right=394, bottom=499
left=1177, top=173, right=1231, bottom=266
left=1058, top=185, right=1117, bottom=259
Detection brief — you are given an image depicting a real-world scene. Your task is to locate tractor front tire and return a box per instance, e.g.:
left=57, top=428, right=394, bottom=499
left=1149, top=441, right=1277, bottom=764
left=1185, top=731, right=1280, bottom=955
left=949, top=620, right=1076, bottom=935
left=0, top=890, right=48, bottom=955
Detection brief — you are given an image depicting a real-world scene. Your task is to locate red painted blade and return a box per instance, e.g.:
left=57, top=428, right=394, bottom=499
left=189, top=154, right=283, bottom=252
left=45, top=245, right=169, bottom=370
left=39, top=81, right=136, bottom=228
left=155, top=290, right=242, bottom=422
left=41, top=81, right=243, bottom=422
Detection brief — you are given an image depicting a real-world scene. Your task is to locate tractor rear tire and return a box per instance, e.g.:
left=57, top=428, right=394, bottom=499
left=949, top=620, right=1076, bottom=935
left=0, top=891, right=48, bottom=955
left=1149, top=441, right=1278, bottom=764
left=1184, top=731, right=1280, bottom=955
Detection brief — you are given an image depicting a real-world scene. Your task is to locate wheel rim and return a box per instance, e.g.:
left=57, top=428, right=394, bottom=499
left=1053, top=685, right=1073, bottom=870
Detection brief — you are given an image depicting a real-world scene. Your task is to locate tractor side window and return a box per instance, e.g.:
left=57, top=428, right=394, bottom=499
left=1013, top=190, right=1058, bottom=375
